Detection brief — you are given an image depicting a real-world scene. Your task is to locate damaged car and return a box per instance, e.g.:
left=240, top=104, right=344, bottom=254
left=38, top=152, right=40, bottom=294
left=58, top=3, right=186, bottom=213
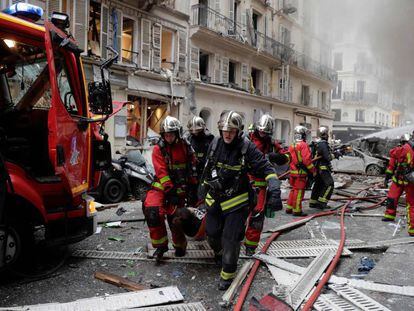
left=332, top=148, right=386, bottom=175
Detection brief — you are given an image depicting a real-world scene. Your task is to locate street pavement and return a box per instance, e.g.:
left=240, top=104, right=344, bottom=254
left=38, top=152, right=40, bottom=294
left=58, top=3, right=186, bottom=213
left=1, top=179, right=414, bottom=310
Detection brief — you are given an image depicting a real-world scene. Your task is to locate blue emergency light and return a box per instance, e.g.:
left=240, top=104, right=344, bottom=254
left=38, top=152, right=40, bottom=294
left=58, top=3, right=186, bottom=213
left=3, top=3, right=43, bottom=22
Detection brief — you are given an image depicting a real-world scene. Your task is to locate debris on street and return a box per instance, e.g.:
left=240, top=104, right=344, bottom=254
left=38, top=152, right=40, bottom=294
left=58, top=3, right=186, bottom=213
left=94, top=271, right=147, bottom=291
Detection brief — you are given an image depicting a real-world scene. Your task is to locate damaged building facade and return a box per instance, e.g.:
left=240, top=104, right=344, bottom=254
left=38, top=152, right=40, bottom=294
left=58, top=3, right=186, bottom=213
left=3, top=0, right=336, bottom=150
left=331, top=39, right=408, bottom=143
left=189, top=0, right=337, bottom=141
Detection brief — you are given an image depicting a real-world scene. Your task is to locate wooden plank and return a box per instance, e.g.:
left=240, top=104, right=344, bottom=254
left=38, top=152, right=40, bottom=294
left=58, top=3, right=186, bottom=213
left=94, top=271, right=146, bottom=291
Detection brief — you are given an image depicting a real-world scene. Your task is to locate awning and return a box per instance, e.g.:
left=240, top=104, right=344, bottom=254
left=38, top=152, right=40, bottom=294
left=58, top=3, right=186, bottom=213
left=127, top=90, right=171, bottom=103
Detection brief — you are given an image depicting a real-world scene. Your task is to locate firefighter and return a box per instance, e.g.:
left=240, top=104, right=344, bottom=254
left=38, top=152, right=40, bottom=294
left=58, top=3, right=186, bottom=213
left=382, top=133, right=414, bottom=236
left=244, top=114, right=286, bottom=255
left=143, top=116, right=198, bottom=261
left=309, top=126, right=339, bottom=209
left=200, top=111, right=282, bottom=290
left=186, top=116, right=214, bottom=180
left=286, top=125, right=315, bottom=216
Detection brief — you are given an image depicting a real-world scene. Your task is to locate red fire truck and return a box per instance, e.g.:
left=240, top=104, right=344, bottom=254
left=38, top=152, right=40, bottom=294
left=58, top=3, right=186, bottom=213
left=0, top=4, right=115, bottom=273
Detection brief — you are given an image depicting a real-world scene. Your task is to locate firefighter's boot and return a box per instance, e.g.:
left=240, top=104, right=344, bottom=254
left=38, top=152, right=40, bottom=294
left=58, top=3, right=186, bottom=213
left=218, top=277, right=233, bottom=291
left=245, top=246, right=256, bottom=257
left=153, top=246, right=168, bottom=262
left=174, top=247, right=186, bottom=257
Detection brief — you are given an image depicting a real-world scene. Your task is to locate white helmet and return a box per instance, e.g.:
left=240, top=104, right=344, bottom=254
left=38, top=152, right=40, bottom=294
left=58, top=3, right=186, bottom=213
left=400, top=133, right=411, bottom=144
left=294, top=125, right=308, bottom=142
left=160, top=116, right=183, bottom=137
left=218, top=110, right=244, bottom=131
left=187, top=116, right=206, bottom=133
left=317, top=126, right=330, bottom=140
left=256, top=114, right=274, bottom=135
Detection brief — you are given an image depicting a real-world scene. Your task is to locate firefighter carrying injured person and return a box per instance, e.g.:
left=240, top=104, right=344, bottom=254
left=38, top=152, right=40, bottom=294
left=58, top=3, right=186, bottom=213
left=382, top=133, right=414, bottom=236
left=198, top=110, right=283, bottom=290
left=143, top=116, right=198, bottom=261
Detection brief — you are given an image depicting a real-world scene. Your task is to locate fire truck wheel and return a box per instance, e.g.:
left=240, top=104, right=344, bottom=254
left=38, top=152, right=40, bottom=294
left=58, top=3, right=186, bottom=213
left=103, top=178, right=126, bottom=203
left=131, top=180, right=149, bottom=201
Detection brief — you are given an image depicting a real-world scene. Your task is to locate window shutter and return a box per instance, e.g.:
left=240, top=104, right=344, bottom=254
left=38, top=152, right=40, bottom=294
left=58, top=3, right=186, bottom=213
left=241, top=63, right=248, bottom=91
left=73, top=0, right=88, bottom=54
left=115, top=9, right=123, bottom=61
left=229, top=0, right=234, bottom=20
left=46, top=0, right=62, bottom=18
left=213, top=54, right=221, bottom=83
left=141, top=18, right=151, bottom=70
left=263, top=71, right=269, bottom=96
left=152, top=23, right=162, bottom=72
left=222, top=57, right=229, bottom=84
left=178, top=29, right=187, bottom=74
left=241, top=12, right=246, bottom=37
left=100, top=4, right=109, bottom=59
left=190, top=46, right=200, bottom=80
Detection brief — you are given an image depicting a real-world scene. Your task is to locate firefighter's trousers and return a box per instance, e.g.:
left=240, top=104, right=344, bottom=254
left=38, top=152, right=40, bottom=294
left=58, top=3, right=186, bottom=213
left=310, top=170, right=334, bottom=209
left=245, top=187, right=266, bottom=249
left=206, top=205, right=248, bottom=281
left=143, top=189, right=187, bottom=250
left=384, top=181, right=414, bottom=235
left=287, top=176, right=307, bottom=213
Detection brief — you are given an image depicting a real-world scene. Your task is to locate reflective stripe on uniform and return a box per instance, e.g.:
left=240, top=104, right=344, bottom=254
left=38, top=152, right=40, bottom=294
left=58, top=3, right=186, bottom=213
left=245, top=239, right=259, bottom=246
left=318, top=185, right=332, bottom=203
left=383, top=214, right=395, bottom=220
left=160, top=175, right=171, bottom=184
left=172, top=163, right=187, bottom=169
left=385, top=169, right=393, bottom=174
left=307, top=163, right=314, bottom=170
left=293, top=190, right=303, bottom=212
left=392, top=176, right=408, bottom=185
left=152, top=182, right=164, bottom=190
left=265, top=173, right=277, bottom=180
left=319, top=166, right=329, bottom=170
left=220, top=192, right=249, bottom=211
left=220, top=270, right=236, bottom=280
left=177, top=188, right=185, bottom=194
left=407, top=202, right=412, bottom=231
left=205, top=193, right=215, bottom=206
left=217, top=162, right=242, bottom=171
left=152, top=236, right=168, bottom=245
left=309, top=199, right=317, bottom=204
left=196, top=152, right=204, bottom=157
left=254, top=181, right=267, bottom=187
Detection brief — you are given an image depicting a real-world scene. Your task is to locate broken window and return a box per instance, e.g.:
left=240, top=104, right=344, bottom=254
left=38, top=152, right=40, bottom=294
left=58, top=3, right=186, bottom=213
left=122, top=17, right=135, bottom=63
left=161, top=29, right=175, bottom=70
left=302, top=85, right=310, bottom=106
left=88, top=1, right=101, bottom=57
left=229, top=61, right=236, bottom=84
left=251, top=67, right=262, bottom=95
left=333, top=52, right=343, bottom=70
left=199, top=51, right=210, bottom=82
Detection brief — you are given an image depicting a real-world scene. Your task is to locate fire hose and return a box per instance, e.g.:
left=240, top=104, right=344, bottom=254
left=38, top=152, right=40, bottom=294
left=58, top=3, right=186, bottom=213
left=234, top=186, right=381, bottom=310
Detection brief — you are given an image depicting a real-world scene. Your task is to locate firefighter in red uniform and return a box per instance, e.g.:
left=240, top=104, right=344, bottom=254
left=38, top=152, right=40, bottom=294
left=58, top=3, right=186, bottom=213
left=244, top=114, right=286, bottom=255
left=199, top=111, right=282, bottom=290
left=143, top=116, right=198, bottom=261
left=382, top=133, right=414, bottom=236
left=286, top=125, right=315, bottom=216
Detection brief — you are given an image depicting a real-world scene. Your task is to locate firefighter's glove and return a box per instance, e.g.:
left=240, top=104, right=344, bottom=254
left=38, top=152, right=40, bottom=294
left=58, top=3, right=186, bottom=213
left=265, top=177, right=283, bottom=218
left=166, top=189, right=180, bottom=205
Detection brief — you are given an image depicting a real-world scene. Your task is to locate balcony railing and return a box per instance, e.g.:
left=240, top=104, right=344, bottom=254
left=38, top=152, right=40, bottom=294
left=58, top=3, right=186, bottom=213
left=343, top=92, right=378, bottom=103
left=191, top=4, right=337, bottom=83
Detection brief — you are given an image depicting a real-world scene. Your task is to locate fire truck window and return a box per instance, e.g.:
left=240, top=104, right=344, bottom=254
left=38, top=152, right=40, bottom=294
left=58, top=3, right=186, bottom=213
left=55, top=57, right=79, bottom=115
left=0, top=39, right=50, bottom=111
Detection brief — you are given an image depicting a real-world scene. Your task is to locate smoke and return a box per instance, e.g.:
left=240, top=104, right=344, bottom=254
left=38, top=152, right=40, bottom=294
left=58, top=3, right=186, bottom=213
left=317, top=0, right=414, bottom=82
